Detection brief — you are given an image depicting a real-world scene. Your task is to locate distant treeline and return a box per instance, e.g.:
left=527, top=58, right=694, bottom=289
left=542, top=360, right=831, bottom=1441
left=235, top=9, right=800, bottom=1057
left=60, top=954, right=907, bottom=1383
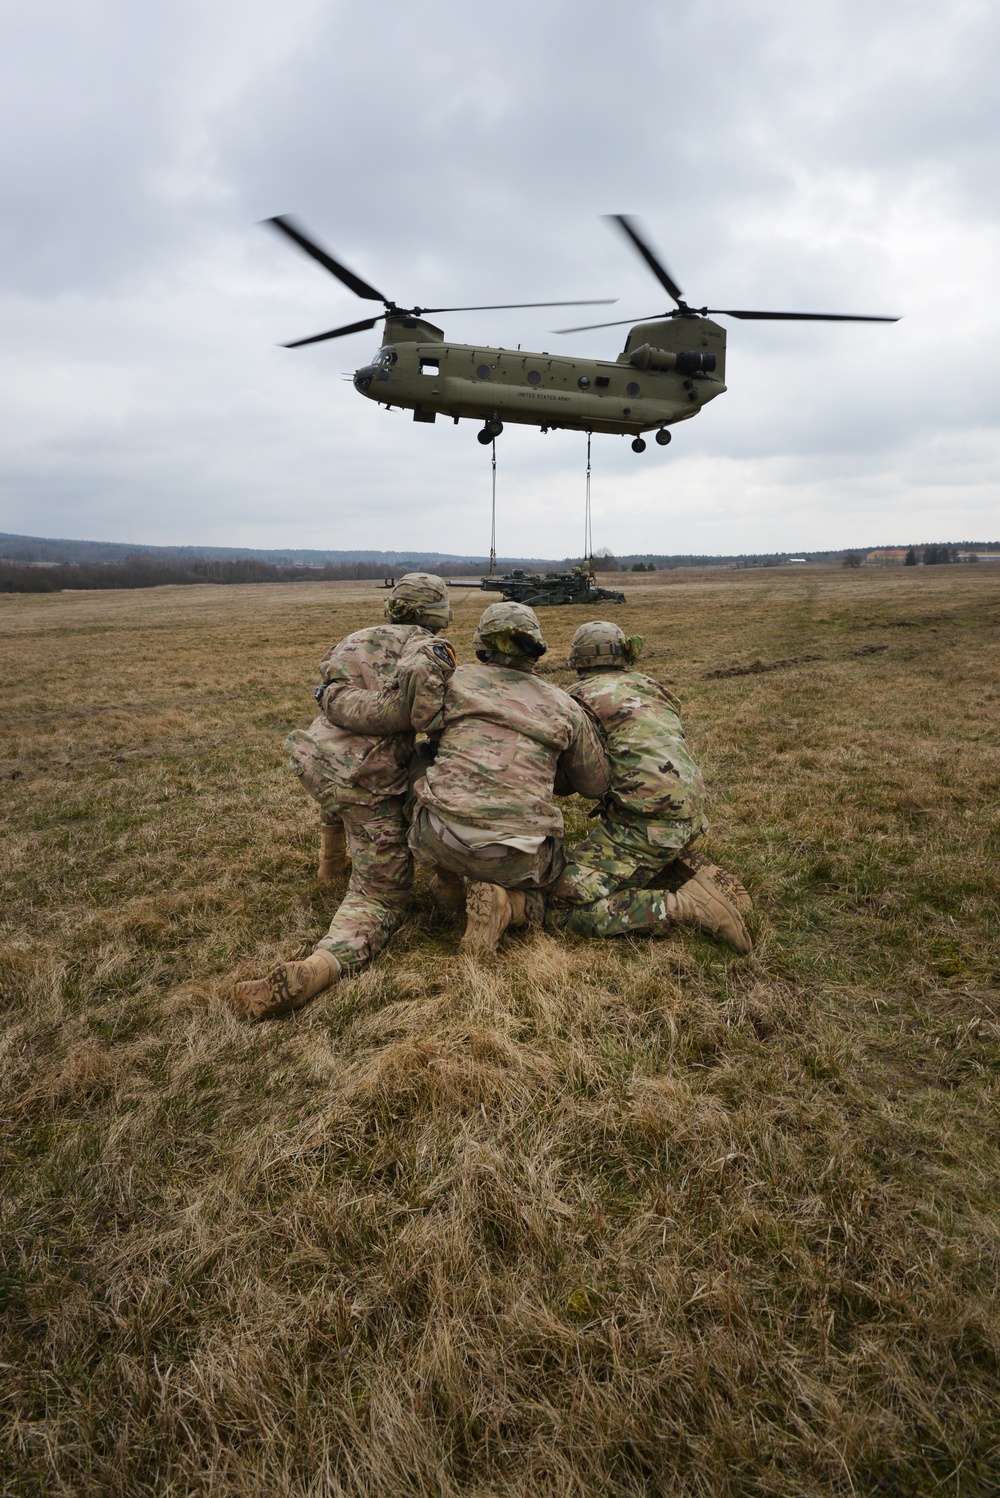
left=1, top=553, right=583, bottom=594
left=0, top=556, right=401, bottom=594
left=0, top=533, right=551, bottom=570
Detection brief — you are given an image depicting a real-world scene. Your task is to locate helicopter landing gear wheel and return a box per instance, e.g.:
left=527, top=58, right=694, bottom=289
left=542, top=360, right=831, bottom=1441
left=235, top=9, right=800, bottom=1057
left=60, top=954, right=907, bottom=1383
left=631, top=437, right=646, bottom=453
left=479, top=418, right=503, bottom=443
left=655, top=428, right=672, bottom=446
left=477, top=429, right=493, bottom=445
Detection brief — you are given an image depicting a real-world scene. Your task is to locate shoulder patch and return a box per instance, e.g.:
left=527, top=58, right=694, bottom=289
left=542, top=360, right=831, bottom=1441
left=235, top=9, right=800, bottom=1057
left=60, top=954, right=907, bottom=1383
left=433, top=641, right=457, bottom=669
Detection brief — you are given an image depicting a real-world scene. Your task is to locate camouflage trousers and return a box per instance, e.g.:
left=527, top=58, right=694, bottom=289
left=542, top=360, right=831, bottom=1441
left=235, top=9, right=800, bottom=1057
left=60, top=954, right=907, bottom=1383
left=548, top=812, right=697, bottom=938
left=409, top=805, right=563, bottom=891
left=287, top=740, right=411, bottom=971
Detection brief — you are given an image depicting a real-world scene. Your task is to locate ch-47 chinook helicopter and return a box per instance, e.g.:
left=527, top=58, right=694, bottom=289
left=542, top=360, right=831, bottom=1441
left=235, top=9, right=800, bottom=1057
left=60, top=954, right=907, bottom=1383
left=266, top=214, right=898, bottom=453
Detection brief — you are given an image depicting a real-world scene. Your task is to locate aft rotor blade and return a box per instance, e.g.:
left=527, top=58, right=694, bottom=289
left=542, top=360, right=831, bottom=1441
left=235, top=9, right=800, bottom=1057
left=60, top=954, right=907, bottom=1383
left=417, top=298, right=618, bottom=314
left=265, top=216, right=388, bottom=303
left=709, top=308, right=900, bottom=322
left=282, top=316, right=381, bottom=348
left=608, top=216, right=684, bottom=305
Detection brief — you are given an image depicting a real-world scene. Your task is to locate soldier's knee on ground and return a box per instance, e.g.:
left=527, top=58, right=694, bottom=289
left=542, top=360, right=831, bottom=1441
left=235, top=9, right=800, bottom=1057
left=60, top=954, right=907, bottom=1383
left=546, top=877, right=751, bottom=953
left=317, top=892, right=407, bottom=970
left=551, top=862, right=616, bottom=907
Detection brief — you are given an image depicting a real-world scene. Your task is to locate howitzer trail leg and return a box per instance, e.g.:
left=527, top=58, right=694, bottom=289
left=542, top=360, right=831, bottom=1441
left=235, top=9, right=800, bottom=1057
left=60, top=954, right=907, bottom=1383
left=318, top=814, right=350, bottom=881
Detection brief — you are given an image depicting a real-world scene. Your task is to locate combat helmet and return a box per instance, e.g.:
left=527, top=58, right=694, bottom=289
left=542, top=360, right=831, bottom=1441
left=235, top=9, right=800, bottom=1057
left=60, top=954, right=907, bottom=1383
left=568, top=620, right=644, bottom=670
left=384, top=572, right=452, bottom=630
left=473, top=600, right=547, bottom=662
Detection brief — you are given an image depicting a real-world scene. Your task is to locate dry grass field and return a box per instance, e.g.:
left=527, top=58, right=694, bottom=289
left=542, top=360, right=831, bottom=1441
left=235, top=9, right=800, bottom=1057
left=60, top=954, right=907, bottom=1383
left=2, top=564, right=999, bottom=1497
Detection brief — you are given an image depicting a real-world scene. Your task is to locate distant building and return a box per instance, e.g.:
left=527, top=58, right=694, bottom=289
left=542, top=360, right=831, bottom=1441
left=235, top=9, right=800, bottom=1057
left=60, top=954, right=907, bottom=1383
left=866, top=548, right=909, bottom=565
left=787, top=557, right=807, bottom=564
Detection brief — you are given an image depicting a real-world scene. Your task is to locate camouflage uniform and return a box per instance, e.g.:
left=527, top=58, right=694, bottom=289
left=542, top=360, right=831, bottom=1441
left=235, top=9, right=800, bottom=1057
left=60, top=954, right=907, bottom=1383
left=550, top=624, right=711, bottom=938
left=409, top=603, right=609, bottom=895
left=284, top=586, right=454, bottom=972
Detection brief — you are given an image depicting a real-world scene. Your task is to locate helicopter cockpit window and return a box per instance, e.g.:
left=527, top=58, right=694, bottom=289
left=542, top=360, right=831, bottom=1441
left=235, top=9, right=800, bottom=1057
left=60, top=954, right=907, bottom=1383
left=420, top=358, right=440, bottom=376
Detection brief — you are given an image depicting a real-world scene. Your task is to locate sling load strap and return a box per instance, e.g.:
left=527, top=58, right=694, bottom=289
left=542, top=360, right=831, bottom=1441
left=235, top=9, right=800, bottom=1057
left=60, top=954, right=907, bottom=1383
left=489, top=438, right=497, bottom=576
left=584, top=430, right=593, bottom=563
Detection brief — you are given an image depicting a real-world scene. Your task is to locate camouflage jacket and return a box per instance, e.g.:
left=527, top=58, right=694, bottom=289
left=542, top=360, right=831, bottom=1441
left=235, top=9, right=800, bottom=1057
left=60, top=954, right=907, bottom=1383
left=415, top=661, right=609, bottom=839
left=291, top=624, right=454, bottom=798
left=570, top=670, right=707, bottom=834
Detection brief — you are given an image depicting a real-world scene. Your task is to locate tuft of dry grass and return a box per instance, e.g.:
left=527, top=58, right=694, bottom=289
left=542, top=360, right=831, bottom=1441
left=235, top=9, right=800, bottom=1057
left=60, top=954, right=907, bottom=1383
left=2, top=565, right=1000, bottom=1495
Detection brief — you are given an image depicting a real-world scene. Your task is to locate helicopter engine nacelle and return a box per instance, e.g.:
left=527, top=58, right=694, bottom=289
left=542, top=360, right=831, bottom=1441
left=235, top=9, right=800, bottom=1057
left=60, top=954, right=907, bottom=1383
left=629, top=344, right=718, bottom=375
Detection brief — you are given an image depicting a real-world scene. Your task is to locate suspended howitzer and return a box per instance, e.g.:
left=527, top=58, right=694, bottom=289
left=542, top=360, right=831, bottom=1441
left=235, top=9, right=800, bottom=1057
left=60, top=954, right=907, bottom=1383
left=449, top=564, right=625, bottom=607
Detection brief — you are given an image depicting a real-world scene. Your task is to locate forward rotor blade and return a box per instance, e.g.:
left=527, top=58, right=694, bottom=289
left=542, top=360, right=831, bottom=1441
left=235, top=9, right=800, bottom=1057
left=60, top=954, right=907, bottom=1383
left=607, top=216, right=683, bottom=305
left=282, top=316, right=381, bottom=348
left=265, top=216, right=388, bottom=303
left=417, top=298, right=618, bottom=314
left=709, top=308, right=900, bottom=322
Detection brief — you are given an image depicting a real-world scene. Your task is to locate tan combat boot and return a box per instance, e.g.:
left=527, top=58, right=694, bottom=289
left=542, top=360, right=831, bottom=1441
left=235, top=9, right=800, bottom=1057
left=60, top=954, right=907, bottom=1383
left=459, top=883, right=527, bottom=957
left=318, top=818, right=350, bottom=882
left=429, top=869, right=466, bottom=915
left=669, top=878, right=752, bottom=954
left=232, top=949, right=342, bottom=1021
left=675, top=849, right=752, bottom=915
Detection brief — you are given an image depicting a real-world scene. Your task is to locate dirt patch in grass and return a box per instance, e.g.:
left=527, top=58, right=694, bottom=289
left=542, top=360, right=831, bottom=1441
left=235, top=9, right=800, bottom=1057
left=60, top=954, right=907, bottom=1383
left=2, top=567, right=1000, bottom=1495
left=704, top=653, right=823, bottom=679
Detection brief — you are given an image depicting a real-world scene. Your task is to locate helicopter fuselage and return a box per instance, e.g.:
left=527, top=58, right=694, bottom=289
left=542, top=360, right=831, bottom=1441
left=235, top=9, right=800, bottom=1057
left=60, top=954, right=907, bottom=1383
left=353, top=314, right=728, bottom=436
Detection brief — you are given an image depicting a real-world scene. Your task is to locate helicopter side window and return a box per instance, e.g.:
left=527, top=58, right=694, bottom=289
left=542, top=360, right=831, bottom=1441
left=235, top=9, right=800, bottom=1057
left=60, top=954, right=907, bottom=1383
left=420, top=358, right=440, bottom=376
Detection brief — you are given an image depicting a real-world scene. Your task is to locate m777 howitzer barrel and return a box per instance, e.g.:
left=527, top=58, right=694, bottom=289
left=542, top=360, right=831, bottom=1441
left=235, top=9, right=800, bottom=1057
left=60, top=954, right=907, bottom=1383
left=447, top=569, right=626, bottom=607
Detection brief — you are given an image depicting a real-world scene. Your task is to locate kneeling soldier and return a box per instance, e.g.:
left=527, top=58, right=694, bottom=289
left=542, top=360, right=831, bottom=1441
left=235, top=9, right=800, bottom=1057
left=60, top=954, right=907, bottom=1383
left=233, top=573, right=456, bottom=1020
left=549, top=620, right=752, bottom=953
left=409, top=601, right=610, bottom=956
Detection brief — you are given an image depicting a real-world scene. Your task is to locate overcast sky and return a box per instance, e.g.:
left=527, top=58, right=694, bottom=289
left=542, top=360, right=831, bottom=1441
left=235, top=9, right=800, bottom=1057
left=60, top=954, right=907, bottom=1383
left=1, top=0, right=997, bottom=557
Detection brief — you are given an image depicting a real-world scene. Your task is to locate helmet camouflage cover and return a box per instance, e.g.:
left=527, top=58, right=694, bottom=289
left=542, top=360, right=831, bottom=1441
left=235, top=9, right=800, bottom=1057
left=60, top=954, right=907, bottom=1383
left=384, top=572, right=452, bottom=629
left=569, top=620, right=644, bottom=669
left=473, top=600, right=547, bottom=659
